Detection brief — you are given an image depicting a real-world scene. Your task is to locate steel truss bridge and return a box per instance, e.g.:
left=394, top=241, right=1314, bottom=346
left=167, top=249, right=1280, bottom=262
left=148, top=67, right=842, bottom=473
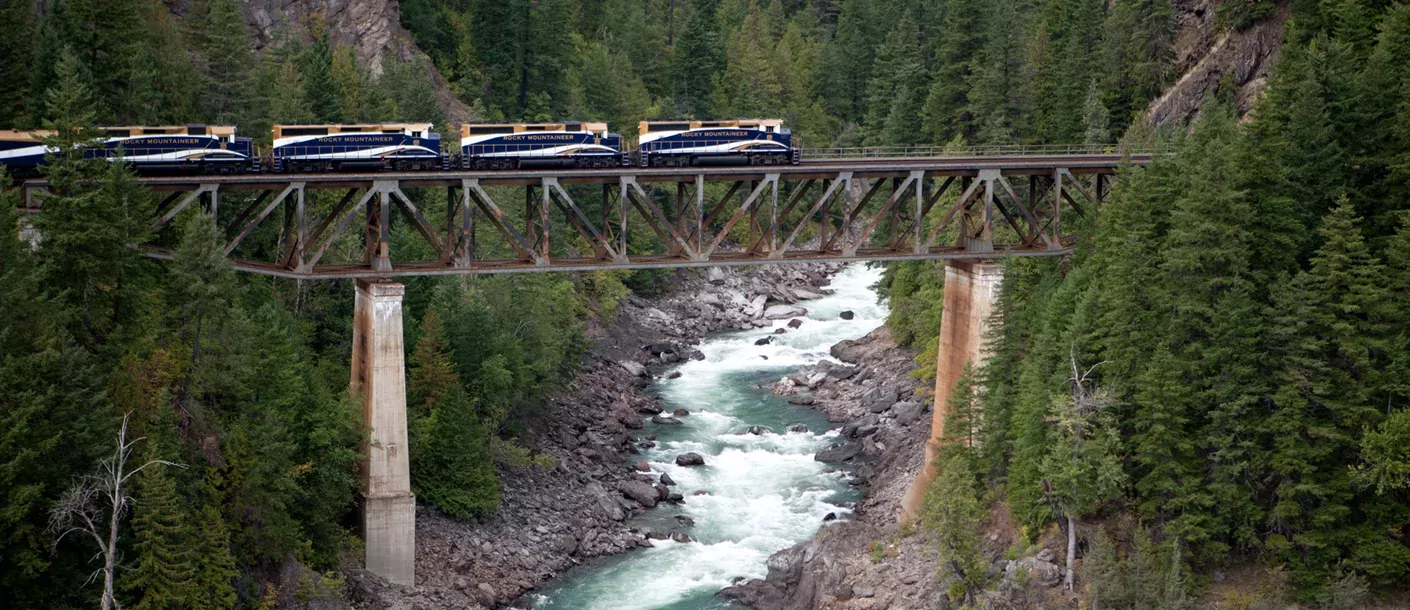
left=17, top=150, right=1152, bottom=279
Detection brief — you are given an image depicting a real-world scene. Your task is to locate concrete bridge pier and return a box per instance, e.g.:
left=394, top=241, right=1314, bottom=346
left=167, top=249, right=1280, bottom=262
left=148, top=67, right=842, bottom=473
left=351, top=280, right=415, bottom=585
left=899, top=261, right=1003, bottom=522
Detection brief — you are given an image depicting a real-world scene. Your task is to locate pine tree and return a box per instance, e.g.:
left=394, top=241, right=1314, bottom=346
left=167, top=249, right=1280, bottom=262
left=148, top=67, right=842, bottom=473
left=921, top=453, right=987, bottom=606
left=187, top=499, right=238, bottom=610
left=125, top=446, right=196, bottom=610
left=862, top=18, right=923, bottom=145
left=409, top=310, right=459, bottom=417
left=921, top=0, right=986, bottom=142
left=0, top=0, right=35, bottom=127
left=966, top=0, right=1025, bottom=145
left=824, top=0, right=878, bottom=122
left=266, top=59, right=315, bottom=124
left=196, top=0, right=256, bottom=123
left=301, top=33, right=344, bottom=122
left=1265, top=199, right=1391, bottom=587
left=671, top=0, right=725, bottom=116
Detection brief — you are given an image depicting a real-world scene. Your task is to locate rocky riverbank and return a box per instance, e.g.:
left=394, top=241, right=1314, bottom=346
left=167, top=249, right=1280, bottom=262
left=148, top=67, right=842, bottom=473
left=718, top=326, right=1073, bottom=610
left=344, top=263, right=843, bottom=610
left=716, top=325, right=947, bottom=609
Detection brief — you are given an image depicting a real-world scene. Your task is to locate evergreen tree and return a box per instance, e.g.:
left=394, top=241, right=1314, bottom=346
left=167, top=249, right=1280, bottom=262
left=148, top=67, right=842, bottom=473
left=196, top=0, right=256, bottom=123
left=1265, top=199, right=1393, bottom=588
left=302, top=34, right=344, bottom=122
left=921, top=0, right=985, bottom=142
left=863, top=18, right=924, bottom=146
left=671, top=0, right=725, bottom=116
left=824, top=0, right=879, bottom=122
left=187, top=495, right=238, bottom=610
left=921, top=453, right=987, bottom=606
left=0, top=0, right=35, bottom=127
left=125, top=447, right=196, bottom=610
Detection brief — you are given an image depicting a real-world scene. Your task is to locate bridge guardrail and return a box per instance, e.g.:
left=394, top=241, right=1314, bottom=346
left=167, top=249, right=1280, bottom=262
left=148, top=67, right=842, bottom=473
left=802, top=144, right=1169, bottom=159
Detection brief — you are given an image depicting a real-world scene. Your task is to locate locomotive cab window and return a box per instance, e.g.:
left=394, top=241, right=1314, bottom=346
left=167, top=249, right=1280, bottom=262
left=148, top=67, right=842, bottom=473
left=281, top=127, right=329, bottom=137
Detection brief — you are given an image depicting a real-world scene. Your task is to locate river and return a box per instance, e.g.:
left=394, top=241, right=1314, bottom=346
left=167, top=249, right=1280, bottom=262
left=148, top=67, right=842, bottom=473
left=530, top=264, right=888, bottom=609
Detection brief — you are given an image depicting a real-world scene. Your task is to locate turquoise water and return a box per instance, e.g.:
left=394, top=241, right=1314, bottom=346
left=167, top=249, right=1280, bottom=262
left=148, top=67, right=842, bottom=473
left=529, top=265, right=887, bottom=610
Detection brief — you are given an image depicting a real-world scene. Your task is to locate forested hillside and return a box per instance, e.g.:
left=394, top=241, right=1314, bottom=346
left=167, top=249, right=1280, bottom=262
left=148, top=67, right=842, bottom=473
left=0, top=0, right=1406, bottom=607
left=881, top=2, right=1410, bottom=606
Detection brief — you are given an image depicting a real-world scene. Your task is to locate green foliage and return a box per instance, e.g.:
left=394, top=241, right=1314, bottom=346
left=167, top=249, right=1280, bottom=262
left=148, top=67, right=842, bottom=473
left=920, top=453, right=987, bottom=606
left=125, top=450, right=196, bottom=610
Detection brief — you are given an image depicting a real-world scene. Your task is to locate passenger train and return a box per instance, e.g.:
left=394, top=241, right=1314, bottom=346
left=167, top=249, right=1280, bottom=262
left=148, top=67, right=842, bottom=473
left=0, top=118, right=799, bottom=177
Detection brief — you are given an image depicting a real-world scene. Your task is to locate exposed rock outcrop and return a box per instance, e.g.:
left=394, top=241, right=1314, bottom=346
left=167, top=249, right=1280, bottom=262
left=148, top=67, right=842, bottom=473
left=1146, top=1, right=1292, bottom=127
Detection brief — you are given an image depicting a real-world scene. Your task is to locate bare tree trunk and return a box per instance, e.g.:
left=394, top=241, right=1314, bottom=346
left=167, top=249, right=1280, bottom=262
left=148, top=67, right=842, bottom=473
left=1066, top=513, right=1077, bottom=592
left=49, top=414, right=182, bottom=610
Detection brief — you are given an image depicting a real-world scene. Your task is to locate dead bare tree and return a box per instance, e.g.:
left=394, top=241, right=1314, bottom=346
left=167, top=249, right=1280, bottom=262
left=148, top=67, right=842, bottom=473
left=47, top=413, right=183, bottom=610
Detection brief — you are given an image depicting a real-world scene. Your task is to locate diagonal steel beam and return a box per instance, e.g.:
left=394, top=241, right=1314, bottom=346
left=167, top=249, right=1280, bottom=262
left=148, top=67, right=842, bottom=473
left=465, top=179, right=541, bottom=264
left=153, top=184, right=217, bottom=229
left=225, top=183, right=300, bottom=255
left=626, top=178, right=699, bottom=260
left=923, top=177, right=984, bottom=250
left=751, top=179, right=814, bottom=255
left=844, top=171, right=921, bottom=257
left=702, top=175, right=777, bottom=258
left=994, top=174, right=1055, bottom=249
left=547, top=178, right=622, bottom=261
left=776, top=176, right=845, bottom=258
left=303, top=188, right=376, bottom=270
left=389, top=186, right=448, bottom=261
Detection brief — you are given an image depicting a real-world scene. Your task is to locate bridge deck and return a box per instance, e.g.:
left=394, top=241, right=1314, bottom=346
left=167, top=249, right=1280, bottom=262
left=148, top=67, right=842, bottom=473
left=17, top=154, right=1148, bottom=278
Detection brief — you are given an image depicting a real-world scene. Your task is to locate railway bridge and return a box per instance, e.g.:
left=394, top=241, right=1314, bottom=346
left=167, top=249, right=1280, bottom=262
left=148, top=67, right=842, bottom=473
left=15, top=147, right=1151, bottom=585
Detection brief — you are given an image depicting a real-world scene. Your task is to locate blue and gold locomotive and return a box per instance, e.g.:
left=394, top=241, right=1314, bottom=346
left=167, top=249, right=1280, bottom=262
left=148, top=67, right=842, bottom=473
left=459, top=122, right=628, bottom=169
left=637, top=119, right=799, bottom=167
left=1, top=119, right=802, bottom=176
left=0, top=125, right=256, bottom=177
left=270, top=123, right=445, bottom=173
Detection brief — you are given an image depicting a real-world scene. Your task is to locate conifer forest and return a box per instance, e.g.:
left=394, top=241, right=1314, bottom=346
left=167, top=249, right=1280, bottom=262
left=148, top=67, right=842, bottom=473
left=0, top=0, right=1408, bottom=608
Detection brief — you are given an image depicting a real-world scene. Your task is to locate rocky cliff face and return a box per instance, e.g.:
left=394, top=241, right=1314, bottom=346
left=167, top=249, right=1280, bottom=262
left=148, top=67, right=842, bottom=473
left=181, top=0, right=472, bottom=123
left=1147, top=1, right=1292, bottom=126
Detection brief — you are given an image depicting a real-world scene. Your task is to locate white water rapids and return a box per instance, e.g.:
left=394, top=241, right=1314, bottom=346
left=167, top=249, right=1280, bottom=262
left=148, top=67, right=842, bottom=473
left=531, top=264, right=888, bottom=609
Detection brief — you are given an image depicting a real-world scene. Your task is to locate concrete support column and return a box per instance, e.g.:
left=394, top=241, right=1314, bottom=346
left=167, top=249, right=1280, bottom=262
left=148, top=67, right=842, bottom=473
left=351, top=280, right=415, bottom=585
left=899, top=261, right=1003, bottom=522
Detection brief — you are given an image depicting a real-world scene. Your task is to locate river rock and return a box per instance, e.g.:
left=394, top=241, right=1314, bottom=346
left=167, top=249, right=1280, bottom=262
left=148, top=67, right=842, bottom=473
left=839, top=310, right=855, bottom=320
left=666, top=493, right=684, bottom=503
left=668, top=371, right=682, bottom=379
left=892, top=401, right=924, bottom=425
left=672, top=408, right=690, bottom=416
left=660, top=473, right=676, bottom=486
left=788, top=424, right=810, bottom=433
left=754, top=336, right=774, bottom=346
left=675, top=515, right=695, bottom=527
left=618, top=481, right=658, bottom=507
left=855, top=425, right=879, bottom=438
left=637, top=403, right=663, bottom=415
left=675, top=452, right=706, bottom=466
left=706, top=266, right=727, bottom=284
left=815, top=442, right=861, bottom=463
left=787, top=318, right=803, bottom=329
left=764, top=305, right=808, bottom=320
left=828, top=366, right=858, bottom=381
left=787, top=395, right=815, bottom=405
left=829, top=339, right=867, bottom=363
left=619, top=360, right=649, bottom=377
left=654, top=483, right=670, bottom=500
left=823, top=512, right=837, bottom=522
left=671, top=532, right=693, bottom=543
left=634, top=460, right=651, bottom=472
left=652, top=415, right=683, bottom=425
left=748, top=425, right=774, bottom=435
left=621, top=414, right=644, bottom=429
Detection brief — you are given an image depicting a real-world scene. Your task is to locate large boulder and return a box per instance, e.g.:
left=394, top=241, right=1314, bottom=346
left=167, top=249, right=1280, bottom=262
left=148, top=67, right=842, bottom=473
left=619, top=360, right=649, bottom=378
left=764, top=305, right=808, bottom=320
left=652, top=415, right=683, bottom=425
left=839, top=310, right=855, bottom=320
left=1006, top=556, right=1062, bottom=588
left=675, top=452, right=706, bottom=466
left=706, top=266, right=727, bottom=284
left=892, top=401, right=924, bottom=425
left=619, top=481, right=659, bottom=507
left=815, top=442, right=861, bottom=463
